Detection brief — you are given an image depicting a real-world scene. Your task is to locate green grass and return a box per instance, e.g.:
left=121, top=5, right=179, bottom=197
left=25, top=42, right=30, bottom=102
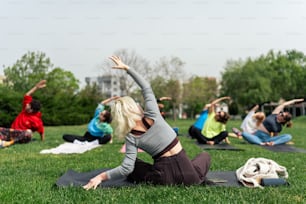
left=1, top=117, right=306, bottom=204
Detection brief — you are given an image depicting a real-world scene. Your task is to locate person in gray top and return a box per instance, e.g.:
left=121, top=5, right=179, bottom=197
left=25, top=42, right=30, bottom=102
left=83, top=56, right=211, bottom=190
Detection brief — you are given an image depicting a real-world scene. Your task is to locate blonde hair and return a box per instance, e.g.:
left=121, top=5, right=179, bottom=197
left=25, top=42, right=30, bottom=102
left=253, top=112, right=266, bottom=127
left=111, top=96, right=143, bottom=138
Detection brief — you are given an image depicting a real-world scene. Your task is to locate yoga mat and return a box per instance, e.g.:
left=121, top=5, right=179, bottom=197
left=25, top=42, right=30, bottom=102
left=56, top=169, right=241, bottom=188
left=196, top=142, right=244, bottom=151
left=262, top=144, right=306, bottom=153
left=56, top=168, right=135, bottom=188
left=205, top=171, right=242, bottom=187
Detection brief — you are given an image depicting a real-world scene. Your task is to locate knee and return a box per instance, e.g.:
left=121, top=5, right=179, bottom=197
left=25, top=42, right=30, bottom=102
left=284, top=134, right=292, bottom=140
left=200, top=152, right=211, bottom=164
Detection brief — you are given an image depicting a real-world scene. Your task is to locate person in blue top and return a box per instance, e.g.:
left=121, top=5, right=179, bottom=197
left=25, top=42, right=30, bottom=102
left=188, top=103, right=210, bottom=139
left=62, top=96, right=119, bottom=144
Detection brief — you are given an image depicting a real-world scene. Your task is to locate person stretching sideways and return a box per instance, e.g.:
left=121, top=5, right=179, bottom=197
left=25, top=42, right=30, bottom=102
left=83, top=56, right=211, bottom=189
left=242, top=98, right=304, bottom=146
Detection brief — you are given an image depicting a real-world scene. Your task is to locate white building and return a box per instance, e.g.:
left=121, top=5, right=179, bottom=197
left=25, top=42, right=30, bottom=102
left=85, top=75, right=125, bottom=97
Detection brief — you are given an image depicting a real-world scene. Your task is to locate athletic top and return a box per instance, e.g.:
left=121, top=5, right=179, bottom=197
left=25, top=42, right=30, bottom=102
left=106, top=68, right=177, bottom=180
left=262, top=114, right=282, bottom=133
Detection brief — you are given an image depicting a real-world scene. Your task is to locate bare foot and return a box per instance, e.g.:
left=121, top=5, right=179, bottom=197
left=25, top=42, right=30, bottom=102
left=224, top=138, right=231, bottom=144
left=267, top=142, right=274, bottom=146
left=207, top=141, right=215, bottom=146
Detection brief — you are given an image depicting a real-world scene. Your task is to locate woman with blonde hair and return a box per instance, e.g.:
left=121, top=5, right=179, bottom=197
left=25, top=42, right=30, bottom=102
left=83, top=56, right=210, bottom=190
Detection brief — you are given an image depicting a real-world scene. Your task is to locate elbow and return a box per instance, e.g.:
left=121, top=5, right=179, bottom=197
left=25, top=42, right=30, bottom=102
left=120, top=163, right=135, bottom=176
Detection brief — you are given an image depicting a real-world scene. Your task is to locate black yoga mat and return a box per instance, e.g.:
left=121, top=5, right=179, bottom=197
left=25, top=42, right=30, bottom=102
left=196, top=142, right=244, bottom=151
left=56, top=169, right=241, bottom=188
left=56, top=168, right=135, bottom=188
left=262, top=144, right=306, bottom=153
left=205, top=171, right=242, bottom=187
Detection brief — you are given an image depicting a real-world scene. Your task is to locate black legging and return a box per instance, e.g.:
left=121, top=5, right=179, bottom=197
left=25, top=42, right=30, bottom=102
left=193, top=130, right=228, bottom=144
left=188, top=125, right=203, bottom=139
left=62, top=131, right=111, bottom=144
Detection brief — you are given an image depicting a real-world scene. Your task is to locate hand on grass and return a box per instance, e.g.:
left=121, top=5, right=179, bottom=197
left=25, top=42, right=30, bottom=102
left=83, top=175, right=103, bottom=190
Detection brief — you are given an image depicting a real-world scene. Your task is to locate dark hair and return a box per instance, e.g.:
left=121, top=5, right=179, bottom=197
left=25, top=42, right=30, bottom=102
left=216, top=111, right=230, bottom=124
left=280, top=111, right=292, bottom=127
left=30, top=99, right=41, bottom=113
left=104, top=110, right=112, bottom=123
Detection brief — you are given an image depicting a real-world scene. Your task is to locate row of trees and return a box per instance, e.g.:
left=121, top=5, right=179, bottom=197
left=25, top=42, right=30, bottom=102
left=220, top=50, right=306, bottom=112
left=1, top=49, right=305, bottom=126
left=1, top=52, right=103, bottom=127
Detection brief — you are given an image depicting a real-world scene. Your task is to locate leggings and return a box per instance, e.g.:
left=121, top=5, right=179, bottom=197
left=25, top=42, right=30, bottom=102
left=188, top=125, right=203, bottom=139
left=194, top=131, right=228, bottom=144
left=62, top=131, right=111, bottom=144
left=127, top=150, right=211, bottom=185
left=0, top=127, right=32, bottom=143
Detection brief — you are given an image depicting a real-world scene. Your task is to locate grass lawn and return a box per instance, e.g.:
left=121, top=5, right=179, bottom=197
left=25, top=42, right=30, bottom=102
left=1, top=117, right=306, bottom=204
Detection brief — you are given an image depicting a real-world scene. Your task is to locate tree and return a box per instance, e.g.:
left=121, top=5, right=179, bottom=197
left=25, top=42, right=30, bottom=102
left=151, top=56, right=187, bottom=81
left=3, top=51, right=50, bottom=92
left=1, top=51, right=96, bottom=126
left=99, top=49, right=151, bottom=95
left=45, top=68, right=79, bottom=95
left=183, top=76, right=218, bottom=118
left=220, top=49, right=306, bottom=114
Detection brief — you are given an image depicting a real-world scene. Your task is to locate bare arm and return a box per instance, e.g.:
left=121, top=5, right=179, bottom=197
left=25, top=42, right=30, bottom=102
left=159, top=97, right=172, bottom=101
left=26, top=80, right=47, bottom=96
left=209, top=96, right=231, bottom=113
left=203, top=103, right=211, bottom=111
left=40, top=133, right=45, bottom=141
left=272, top=98, right=304, bottom=114
left=101, top=96, right=120, bottom=105
left=250, top=104, right=259, bottom=112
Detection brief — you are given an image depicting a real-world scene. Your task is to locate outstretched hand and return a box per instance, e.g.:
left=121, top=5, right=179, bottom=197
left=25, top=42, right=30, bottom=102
left=294, top=98, right=304, bottom=103
left=36, top=80, right=47, bottom=89
left=109, top=56, right=129, bottom=70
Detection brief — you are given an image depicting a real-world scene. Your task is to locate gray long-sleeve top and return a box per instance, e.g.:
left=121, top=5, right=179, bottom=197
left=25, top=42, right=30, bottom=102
left=105, top=68, right=177, bottom=180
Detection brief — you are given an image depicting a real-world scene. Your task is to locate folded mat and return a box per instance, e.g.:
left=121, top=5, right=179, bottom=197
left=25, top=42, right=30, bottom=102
left=56, top=169, right=242, bottom=188
left=196, top=142, right=244, bottom=151
left=262, top=144, right=306, bottom=153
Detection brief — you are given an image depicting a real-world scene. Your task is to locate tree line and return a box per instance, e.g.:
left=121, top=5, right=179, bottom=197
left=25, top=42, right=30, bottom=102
left=1, top=49, right=305, bottom=127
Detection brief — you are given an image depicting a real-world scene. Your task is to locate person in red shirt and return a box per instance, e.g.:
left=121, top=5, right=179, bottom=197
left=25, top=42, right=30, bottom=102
left=0, top=80, right=47, bottom=147
left=12, top=79, right=46, bottom=139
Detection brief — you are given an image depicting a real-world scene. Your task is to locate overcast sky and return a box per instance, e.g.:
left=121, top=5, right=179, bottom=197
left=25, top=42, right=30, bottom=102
left=1, top=0, right=306, bottom=86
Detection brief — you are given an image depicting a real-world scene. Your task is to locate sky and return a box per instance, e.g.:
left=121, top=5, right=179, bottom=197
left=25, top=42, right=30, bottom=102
left=1, top=0, right=306, bottom=87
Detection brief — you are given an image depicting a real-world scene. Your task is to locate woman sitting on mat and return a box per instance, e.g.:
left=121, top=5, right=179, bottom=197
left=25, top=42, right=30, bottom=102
left=232, top=104, right=266, bottom=138
left=62, top=96, right=118, bottom=144
left=197, top=96, right=231, bottom=145
left=242, top=98, right=304, bottom=146
left=83, top=56, right=211, bottom=189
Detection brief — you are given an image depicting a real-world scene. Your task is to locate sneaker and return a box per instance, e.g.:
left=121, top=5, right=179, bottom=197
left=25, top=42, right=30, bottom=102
left=232, top=127, right=242, bottom=136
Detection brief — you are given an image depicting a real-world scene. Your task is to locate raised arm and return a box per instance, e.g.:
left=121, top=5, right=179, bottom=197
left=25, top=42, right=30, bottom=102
left=26, top=80, right=47, bottom=96
left=109, top=56, right=159, bottom=115
left=250, top=104, right=259, bottom=112
left=272, top=98, right=304, bottom=114
left=158, top=97, right=172, bottom=102
left=209, top=96, right=231, bottom=113
left=101, top=96, right=120, bottom=105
